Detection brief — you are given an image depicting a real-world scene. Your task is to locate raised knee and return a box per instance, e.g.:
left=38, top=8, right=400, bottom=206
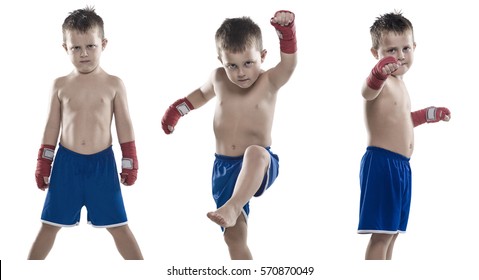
left=244, top=145, right=269, bottom=163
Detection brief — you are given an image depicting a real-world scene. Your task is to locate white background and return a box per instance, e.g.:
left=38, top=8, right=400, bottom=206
left=1, top=0, right=477, bottom=279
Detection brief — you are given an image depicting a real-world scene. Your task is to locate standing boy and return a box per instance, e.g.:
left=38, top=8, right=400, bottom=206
left=358, top=11, right=451, bottom=260
left=161, top=10, right=297, bottom=259
left=29, top=7, right=143, bottom=260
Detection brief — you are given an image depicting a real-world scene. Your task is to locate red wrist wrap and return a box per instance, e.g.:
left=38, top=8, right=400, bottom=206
left=120, top=141, right=138, bottom=186
left=271, top=11, right=297, bottom=54
left=366, top=56, right=398, bottom=90
left=35, top=144, right=55, bottom=189
left=161, top=97, right=194, bottom=134
left=411, top=107, right=451, bottom=127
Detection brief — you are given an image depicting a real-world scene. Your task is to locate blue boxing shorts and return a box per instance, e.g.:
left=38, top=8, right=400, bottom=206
left=211, top=147, right=279, bottom=228
left=40, top=144, right=128, bottom=228
left=358, top=146, right=412, bottom=234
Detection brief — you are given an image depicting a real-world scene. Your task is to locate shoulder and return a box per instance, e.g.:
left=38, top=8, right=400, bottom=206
left=51, top=74, right=71, bottom=92
left=52, top=75, right=67, bottom=86
left=211, top=67, right=225, bottom=77
left=102, top=73, right=126, bottom=93
left=210, top=67, right=228, bottom=83
left=104, top=74, right=127, bottom=101
left=102, top=70, right=124, bottom=84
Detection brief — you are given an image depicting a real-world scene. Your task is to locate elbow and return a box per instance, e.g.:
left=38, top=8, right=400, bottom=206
left=361, top=83, right=379, bottom=101
left=362, top=92, right=375, bottom=101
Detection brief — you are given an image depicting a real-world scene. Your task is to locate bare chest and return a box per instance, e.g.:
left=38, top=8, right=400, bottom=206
left=216, top=87, right=276, bottom=123
left=60, top=87, right=115, bottom=114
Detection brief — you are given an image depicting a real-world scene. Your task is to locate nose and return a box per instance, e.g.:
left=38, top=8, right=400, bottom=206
left=397, top=50, right=405, bottom=61
left=237, top=67, right=245, bottom=77
left=80, top=48, right=88, bottom=57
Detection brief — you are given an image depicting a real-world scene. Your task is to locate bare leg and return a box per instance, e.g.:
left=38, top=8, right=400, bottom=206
left=207, top=145, right=270, bottom=228
left=224, top=214, right=252, bottom=260
left=365, top=233, right=398, bottom=260
left=28, top=223, right=61, bottom=260
left=107, top=225, right=143, bottom=260
left=385, top=233, right=399, bottom=260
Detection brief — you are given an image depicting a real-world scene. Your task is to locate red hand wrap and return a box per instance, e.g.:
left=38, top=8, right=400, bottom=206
left=35, top=144, right=55, bottom=190
left=270, top=11, right=297, bottom=54
left=161, top=97, right=194, bottom=134
left=411, top=107, right=451, bottom=127
left=120, top=141, right=138, bottom=186
left=366, top=56, right=398, bottom=90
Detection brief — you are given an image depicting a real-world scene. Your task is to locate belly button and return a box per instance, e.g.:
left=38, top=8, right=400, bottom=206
left=231, top=145, right=236, bottom=150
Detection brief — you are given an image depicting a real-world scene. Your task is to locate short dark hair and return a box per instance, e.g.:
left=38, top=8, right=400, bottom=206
left=370, top=11, right=414, bottom=49
left=62, top=6, right=104, bottom=41
left=215, top=16, right=263, bottom=55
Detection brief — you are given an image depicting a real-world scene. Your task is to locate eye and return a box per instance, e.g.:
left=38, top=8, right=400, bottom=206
left=70, top=46, right=81, bottom=52
left=244, top=61, right=254, bottom=68
left=387, top=48, right=396, bottom=54
left=87, top=44, right=97, bottom=49
left=226, top=64, right=237, bottom=70
left=403, top=47, right=411, bottom=53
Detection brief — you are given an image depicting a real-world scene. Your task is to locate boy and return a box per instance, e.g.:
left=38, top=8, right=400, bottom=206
left=358, top=11, right=451, bottom=260
left=29, top=7, right=143, bottom=260
left=161, top=10, right=297, bottom=260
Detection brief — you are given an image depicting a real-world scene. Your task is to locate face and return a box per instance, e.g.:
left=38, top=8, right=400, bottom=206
left=218, top=46, right=266, bottom=89
left=63, top=27, right=107, bottom=74
left=372, top=30, right=416, bottom=77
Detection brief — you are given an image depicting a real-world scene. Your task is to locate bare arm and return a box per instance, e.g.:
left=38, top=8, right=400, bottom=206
left=361, top=81, right=382, bottom=101
left=113, top=78, right=135, bottom=143
left=185, top=72, right=216, bottom=109
left=268, top=11, right=298, bottom=90
left=362, top=56, right=399, bottom=101
left=161, top=71, right=216, bottom=134
left=36, top=80, right=61, bottom=190
left=269, top=52, right=297, bottom=91
left=41, top=80, right=62, bottom=146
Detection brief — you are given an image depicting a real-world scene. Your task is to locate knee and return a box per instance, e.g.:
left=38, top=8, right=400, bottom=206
left=244, top=146, right=269, bottom=164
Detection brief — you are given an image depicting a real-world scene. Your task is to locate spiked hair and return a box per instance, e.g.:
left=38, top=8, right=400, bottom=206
left=62, top=6, right=104, bottom=41
left=215, top=16, right=263, bottom=55
left=370, top=11, right=414, bottom=49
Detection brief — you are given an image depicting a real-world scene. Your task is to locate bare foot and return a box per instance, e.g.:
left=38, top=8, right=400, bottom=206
left=207, top=204, right=241, bottom=228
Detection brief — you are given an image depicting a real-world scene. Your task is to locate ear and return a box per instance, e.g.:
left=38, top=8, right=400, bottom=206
left=62, top=43, right=68, bottom=52
left=413, top=42, right=417, bottom=50
left=102, top=38, right=108, bottom=50
left=370, top=48, right=379, bottom=60
left=217, top=55, right=223, bottom=64
left=261, top=49, right=267, bottom=62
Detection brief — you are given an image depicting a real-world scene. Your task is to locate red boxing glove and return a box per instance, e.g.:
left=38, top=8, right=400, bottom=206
left=161, top=97, right=194, bottom=134
left=411, top=107, right=451, bottom=127
left=270, top=10, right=297, bottom=54
left=35, top=144, right=55, bottom=190
left=120, top=141, right=138, bottom=186
left=366, top=56, right=398, bottom=90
